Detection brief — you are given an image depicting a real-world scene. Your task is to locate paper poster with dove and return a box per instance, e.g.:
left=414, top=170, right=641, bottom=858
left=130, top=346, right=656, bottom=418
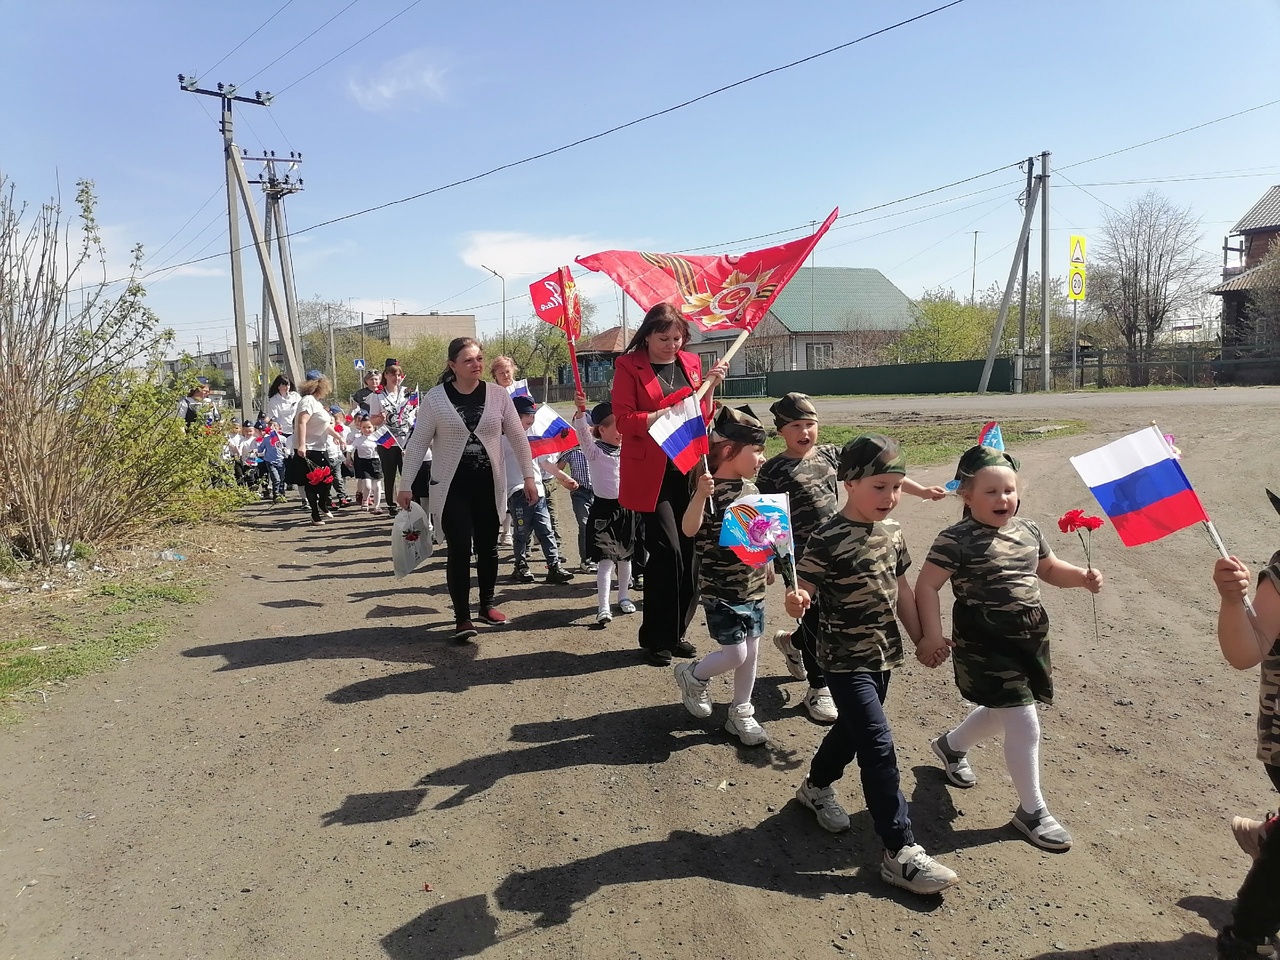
left=718, top=493, right=796, bottom=588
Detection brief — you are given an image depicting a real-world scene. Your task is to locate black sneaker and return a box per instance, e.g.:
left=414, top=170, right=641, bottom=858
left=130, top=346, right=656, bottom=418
left=1217, top=927, right=1279, bottom=960
left=546, top=566, right=574, bottom=584
left=645, top=647, right=673, bottom=667
left=514, top=564, right=536, bottom=583
left=631, top=574, right=644, bottom=591
left=1011, top=806, right=1073, bottom=851
left=672, top=639, right=698, bottom=659
left=452, top=621, right=478, bottom=643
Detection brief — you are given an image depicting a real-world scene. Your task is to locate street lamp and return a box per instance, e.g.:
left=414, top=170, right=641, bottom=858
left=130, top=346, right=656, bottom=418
left=480, top=264, right=506, bottom=354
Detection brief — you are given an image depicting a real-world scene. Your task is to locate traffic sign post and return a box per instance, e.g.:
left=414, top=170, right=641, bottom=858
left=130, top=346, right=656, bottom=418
left=354, top=358, right=365, bottom=371
left=1068, top=235, right=1087, bottom=390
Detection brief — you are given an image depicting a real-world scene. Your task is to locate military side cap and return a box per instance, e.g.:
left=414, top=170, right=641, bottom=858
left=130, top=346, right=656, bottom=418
left=590, top=401, right=613, bottom=425
left=770, top=392, right=819, bottom=427
left=955, top=444, right=1019, bottom=480
left=711, top=404, right=766, bottom=446
left=839, top=433, right=906, bottom=480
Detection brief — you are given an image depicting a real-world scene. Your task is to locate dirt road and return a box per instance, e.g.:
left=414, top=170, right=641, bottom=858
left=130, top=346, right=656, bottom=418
left=3, top=387, right=1278, bottom=960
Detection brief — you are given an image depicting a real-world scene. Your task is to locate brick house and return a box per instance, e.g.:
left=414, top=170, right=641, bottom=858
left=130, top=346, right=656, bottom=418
left=1210, top=185, right=1280, bottom=362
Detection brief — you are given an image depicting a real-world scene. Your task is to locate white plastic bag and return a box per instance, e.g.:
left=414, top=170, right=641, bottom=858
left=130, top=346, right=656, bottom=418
left=391, top=501, right=433, bottom=578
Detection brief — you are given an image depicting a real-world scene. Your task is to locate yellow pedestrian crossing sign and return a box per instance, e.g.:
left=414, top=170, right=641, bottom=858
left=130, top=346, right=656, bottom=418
left=1068, top=235, right=1087, bottom=301
left=1069, top=235, right=1086, bottom=266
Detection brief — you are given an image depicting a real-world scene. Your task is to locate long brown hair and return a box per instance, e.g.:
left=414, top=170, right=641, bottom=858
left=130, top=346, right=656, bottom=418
left=624, top=303, right=691, bottom=355
left=438, top=337, right=481, bottom=384
left=707, top=438, right=748, bottom=472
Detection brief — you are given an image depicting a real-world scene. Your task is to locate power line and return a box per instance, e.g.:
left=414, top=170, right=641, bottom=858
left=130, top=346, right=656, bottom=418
left=130, top=1, right=971, bottom=285
left=243, top=0, right=364, bottom=86
left=1056, top=171, right=1121, bottom=215
left=1058, top=96, right=1280, bottom=171
left=202, top=0, right=297, bottom=76
left=887, top=195, right=1013, bottom=271
left=142, top=185, right=222, bottom=264
left=277, top=0, right=427, bottom=95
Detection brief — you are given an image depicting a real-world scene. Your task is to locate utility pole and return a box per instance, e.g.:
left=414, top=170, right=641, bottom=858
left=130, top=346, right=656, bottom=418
left=360, top=312, right=365, bottom=365
left=179, top=74, right=275, bottom=422
left=258, top=194, right=274, bottom=416
left=1014, top=160, right=1034, bottom=394
left=621, top=296, right=627, bottom=347
left=970, top=231, right=981, bottom=305
left=327, top=305, right=337, bottom=386
left=978, top=157, right=1041, bottom=395
left=245, top=150, right=305, bottom=378
left=1038, top=150, right=1051, bottom=391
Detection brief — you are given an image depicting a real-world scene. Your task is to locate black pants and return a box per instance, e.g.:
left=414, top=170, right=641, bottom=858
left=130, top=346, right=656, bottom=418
left=303, top=450, right=334, bottom=521
left=410, top=459, right=432, bottom=506
left=440, top=470, right=499, bottom=621
left=1228, top=763, right=1280, bottom=947
left=790, top=596, right=827, bottom=689
left=378, top=445, right=403, bottom=507
left=809, top=670, right=913, bottom=854
left=637, top=463, right=700, bottom=653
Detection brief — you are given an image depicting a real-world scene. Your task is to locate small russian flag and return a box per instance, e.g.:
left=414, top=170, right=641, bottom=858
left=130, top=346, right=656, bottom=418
left=526, top=405, right=577, bottom=459
left=264, top=429, right=281, bottom=447
left=406, top=390, right=419, bottom=408
left=648, top=394, right=708, bottom=474
left=1070, top=425, right=1208, bottom=547
left=507, top=379, right=532, bottom=400
left=374, top=427, right=399, bottom=450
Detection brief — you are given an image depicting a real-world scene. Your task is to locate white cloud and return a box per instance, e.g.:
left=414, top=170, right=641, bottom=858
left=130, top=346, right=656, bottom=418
left=458, top=230, right=643, bottom=309
left=347, top=50, right=447, bottom=112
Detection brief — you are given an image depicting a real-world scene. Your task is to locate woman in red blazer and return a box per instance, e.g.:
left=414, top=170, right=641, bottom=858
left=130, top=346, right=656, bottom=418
left=612, top=303, right=728, bottom=665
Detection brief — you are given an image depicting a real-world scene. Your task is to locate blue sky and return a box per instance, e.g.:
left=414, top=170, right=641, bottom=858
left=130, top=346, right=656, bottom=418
left=5, top=0, right=1280, bottom=356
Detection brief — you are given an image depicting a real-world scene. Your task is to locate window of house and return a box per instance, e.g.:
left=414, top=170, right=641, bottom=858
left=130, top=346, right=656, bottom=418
left=806, top=342, right=835, bottom=370
left=745, top=345, right=772, bottom=375
left=699, top=351, right=721, bottom=372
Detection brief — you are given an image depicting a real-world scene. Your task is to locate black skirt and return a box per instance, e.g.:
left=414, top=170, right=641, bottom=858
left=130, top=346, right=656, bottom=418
left=353, top=454, right=383, bottom=480
left=585, top=496, right=637, bottom=562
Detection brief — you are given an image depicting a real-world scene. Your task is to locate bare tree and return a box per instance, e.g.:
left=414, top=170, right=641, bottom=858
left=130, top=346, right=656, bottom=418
left=1088, top=191, right=1211, bottom=385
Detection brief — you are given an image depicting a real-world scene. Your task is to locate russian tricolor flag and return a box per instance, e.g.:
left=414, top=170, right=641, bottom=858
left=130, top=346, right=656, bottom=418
left=374, top=426, right=398, bottom=450
left=648, top=395, right=708, bottom=474
left=1070, top=426, right=1208, bottom=547
left=527, top=405, right=577, bottom=458
left=507, top=379, right=532, bottom=399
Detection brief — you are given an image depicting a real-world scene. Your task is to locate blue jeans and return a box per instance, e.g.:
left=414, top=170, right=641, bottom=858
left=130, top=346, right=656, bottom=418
left=262, top=461, right=284, bottom=496
left=808, top=670, right=913, bottom=853
left=570, top=487, right=594, bottom=564
left=509, top=491, right=562, bottom=569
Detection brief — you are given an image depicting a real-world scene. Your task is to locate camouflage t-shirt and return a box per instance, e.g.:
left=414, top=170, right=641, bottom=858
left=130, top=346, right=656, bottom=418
left=796, top=515, right=911, bottom=673
left=925, top=516, right=1050, bottom=612
left=696, top=478, right=767, bottom=603
left=1254, top=552, right=1280, bottom=766
left=756, top=443, right=840, bottom=562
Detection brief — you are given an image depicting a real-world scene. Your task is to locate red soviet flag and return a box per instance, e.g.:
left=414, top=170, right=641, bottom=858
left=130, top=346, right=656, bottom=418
left=529, top=266, right=582, bottom=341
left=576, top=207, right=838, bottom=333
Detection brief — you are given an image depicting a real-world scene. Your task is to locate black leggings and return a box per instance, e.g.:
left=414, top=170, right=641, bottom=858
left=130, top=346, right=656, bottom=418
left=1230, top=762, right=1280, bottom=944
left=303, top=450, right=334, bottom=521
left=637, top=463, right=700, bottom=652
left=378, top=445, right=403, bottom=507
left=440, top=469, right=499, bottom=620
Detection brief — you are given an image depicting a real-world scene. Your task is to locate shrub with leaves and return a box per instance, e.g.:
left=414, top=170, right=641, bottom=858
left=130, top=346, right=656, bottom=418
left=0, top=177, right=248, bottom=565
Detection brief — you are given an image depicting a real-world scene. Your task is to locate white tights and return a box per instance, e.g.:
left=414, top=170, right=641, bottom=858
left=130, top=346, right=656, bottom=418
left=356, top=478, right=381, bottom=508
left=947, top=704, right=1045, bottom=814
left=691, top=635, right=760, bottom=708
left=596, top=559, right=632, bottom=610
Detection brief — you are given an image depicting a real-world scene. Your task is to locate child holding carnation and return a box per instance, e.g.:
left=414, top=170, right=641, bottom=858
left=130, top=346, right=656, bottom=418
left=915, top=444, right=1103, bottom=852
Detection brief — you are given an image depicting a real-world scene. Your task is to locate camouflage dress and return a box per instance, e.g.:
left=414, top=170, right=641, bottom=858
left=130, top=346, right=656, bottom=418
left=795, top=515, right=911, bottom=674
left=925, top=516, right=1053, bottom=708
left=1255, top=552, right=1280, bottom=768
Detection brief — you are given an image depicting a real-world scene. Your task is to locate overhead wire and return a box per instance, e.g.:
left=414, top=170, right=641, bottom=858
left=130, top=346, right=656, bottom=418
left=142, top=185, right=222, bottom=264
left=201, top=0, right=297, bottom=77
left=276, top=0, right=427, bottom=95
left=242, top=0, right=364, bottom=86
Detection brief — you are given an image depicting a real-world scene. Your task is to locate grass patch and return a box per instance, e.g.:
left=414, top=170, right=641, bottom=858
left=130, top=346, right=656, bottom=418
left=0, top=619, right=166, bottom=701
left=762, top=418, right=1087, bottom=466
left=96, top=580, right=200, bottom=613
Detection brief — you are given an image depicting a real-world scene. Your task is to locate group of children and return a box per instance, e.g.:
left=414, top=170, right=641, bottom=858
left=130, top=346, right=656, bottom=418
left=671, top=394, right=1104, bottom=896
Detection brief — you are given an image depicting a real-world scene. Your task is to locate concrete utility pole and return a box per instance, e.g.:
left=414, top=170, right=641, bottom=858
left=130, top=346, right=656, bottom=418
left=978, top=156, right=1041, bottom=395
left=1038, top=150, right=1051, bottom=391
left=1016, top=161, right=1033, bottom=394
left=481, top=265, right=506, bottom=354
left=245, top=150, right=305, bottom=379
left=178, top=75, right=276, bottom=422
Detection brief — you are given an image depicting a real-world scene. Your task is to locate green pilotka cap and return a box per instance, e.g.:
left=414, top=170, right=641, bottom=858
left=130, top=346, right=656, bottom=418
left=955, top=444, right=1020, bottom=481
left=838, top=434, right=906, bottom=481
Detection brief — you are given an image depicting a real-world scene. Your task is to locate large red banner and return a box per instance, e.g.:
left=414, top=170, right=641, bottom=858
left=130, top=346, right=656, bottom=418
left=529, top=266, right=582, bottom=341
left=576, top=208, right=838, bottom=333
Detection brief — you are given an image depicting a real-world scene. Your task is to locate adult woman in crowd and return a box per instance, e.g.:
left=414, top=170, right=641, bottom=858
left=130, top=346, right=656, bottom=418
left=351, top=369, right=382, bottom=415
left=398, top=337, right=537, bottom=642
left=611, top=303, right=728, bottom=666
left=489, top=356, right=520, bottom=390
left=292, top=372, right=347, bottom=526
left=266, top=375, right=300, bottom=442
left=369, top=360, right=413, bottom=515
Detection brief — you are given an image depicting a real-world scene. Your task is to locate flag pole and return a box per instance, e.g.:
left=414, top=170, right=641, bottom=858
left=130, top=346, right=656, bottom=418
left=695, top=328, right=751, bottom=402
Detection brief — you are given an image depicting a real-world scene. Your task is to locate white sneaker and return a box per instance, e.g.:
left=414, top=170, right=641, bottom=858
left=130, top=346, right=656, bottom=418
left=795, top=778, right=850, bottom=832
left=724, top=702, right=767, bottom=746
left=618, top=598, right=637, bottom=614
left=880, top=844, right=958, bottom=895
left=596, top=608, right=613, bottom=625
left=803, top=687, right=838, bottom=723
left=673, top=662, right=712, bottom=718
left=772, top=629, right=807, bottom=680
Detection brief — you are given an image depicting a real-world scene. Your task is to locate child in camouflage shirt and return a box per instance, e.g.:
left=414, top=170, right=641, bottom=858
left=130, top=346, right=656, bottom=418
left=784, top=434, right=958, bottom=896
left=915, top=444, right=1103, bottom=854
left=673, top=405, right=772, bottom=747
left=759, top=392, right=946, bottom=724
left=1210, top=530, right=1280, bottom=960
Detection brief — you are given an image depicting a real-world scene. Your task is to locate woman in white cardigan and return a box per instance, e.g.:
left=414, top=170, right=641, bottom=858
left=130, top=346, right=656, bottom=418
left=398, top=337, right=537, bottom=641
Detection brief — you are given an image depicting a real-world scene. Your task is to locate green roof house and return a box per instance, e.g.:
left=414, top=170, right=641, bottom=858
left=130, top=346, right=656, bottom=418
left=688, top=266, right=915, bottom=375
